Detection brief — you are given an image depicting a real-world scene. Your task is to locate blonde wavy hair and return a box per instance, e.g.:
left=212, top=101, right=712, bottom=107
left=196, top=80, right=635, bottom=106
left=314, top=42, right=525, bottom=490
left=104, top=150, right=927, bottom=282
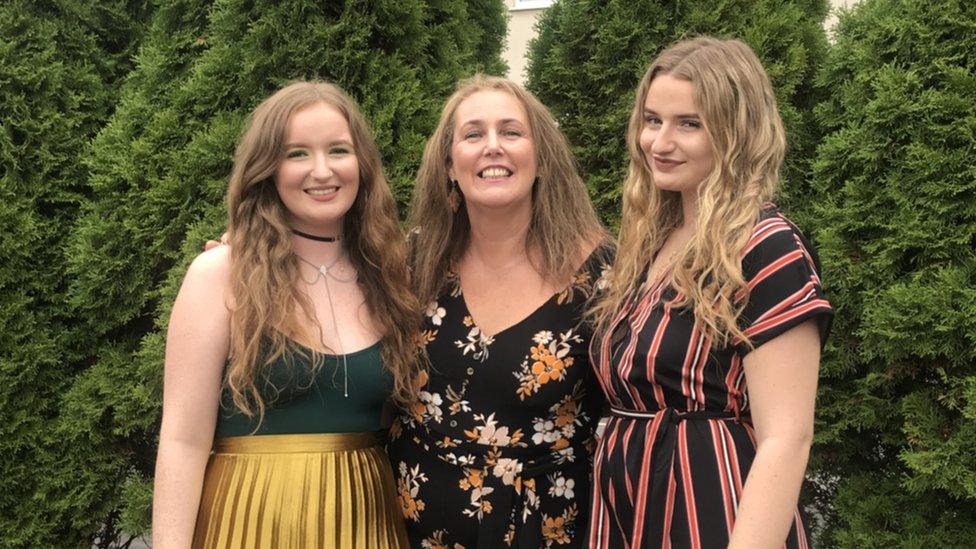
left=593, top=37, right=786, bottom=348
left=224, top=81, right=422, bottom=420
left=409, top=74, right=606, bottom=306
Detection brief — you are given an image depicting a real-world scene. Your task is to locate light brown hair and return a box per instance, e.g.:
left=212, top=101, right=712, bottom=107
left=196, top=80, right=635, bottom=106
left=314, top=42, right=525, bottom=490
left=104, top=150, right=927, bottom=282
left=409, top=74, right=606, bottom=306
left=593, top=37, right=786, bottom=347
left=224, top=81, right=422, bottom=419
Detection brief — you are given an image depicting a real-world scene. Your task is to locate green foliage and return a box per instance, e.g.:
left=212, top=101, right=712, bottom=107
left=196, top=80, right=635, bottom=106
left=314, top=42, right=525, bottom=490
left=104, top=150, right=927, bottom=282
left=810, top=0, right=976, bottom=544
left=525, top=0, right=829, bottom=227
left=55, top=0, right=507, bottom=544
left=0, top=1, right=149, bottom=546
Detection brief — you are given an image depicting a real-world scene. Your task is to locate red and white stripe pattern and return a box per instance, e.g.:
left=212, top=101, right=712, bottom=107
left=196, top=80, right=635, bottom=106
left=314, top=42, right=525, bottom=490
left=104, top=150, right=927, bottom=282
left=588, top=208, right=831, bottom=548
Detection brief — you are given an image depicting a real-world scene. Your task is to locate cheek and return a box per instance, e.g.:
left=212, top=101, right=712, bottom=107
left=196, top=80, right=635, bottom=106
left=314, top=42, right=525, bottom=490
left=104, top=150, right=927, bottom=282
left=638, top=128, right=654, bottom=155
left=275, top=164, right=299, bottom=186
left=695, top=139, right=715, bottom=172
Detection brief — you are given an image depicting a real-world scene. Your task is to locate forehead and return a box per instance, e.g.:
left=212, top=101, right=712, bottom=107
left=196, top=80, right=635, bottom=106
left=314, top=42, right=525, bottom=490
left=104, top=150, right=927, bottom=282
left=454, top=90, right=529, bottom=126
left=284, top=102, right=351, bottom=140
left=643, top=74, right=699, bottom=113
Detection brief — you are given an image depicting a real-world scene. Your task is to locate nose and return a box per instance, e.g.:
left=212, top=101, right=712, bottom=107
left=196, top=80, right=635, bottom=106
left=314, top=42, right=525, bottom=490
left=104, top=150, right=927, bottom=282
left=483, top=130, right=502, bottom=156
left=310, top=154, right=333, bottom=179
left=650, top=124, right=676, bottom=154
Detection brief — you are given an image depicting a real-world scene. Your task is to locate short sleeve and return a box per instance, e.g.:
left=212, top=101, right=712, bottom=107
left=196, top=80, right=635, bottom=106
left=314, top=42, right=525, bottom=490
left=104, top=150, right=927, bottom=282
left=585, top=239, right=616, bottom=294
left=736, top=211, right=833, bottom=354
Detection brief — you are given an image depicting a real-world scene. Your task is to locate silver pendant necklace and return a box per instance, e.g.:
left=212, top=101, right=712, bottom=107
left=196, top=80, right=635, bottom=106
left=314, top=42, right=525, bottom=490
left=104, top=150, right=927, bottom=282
left=296, top=253, right=357, bottom=397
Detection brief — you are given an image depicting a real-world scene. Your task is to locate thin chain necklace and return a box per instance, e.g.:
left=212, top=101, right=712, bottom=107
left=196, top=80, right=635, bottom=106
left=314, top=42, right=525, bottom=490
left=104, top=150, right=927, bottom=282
left=296, top=252, right=357, bottom=397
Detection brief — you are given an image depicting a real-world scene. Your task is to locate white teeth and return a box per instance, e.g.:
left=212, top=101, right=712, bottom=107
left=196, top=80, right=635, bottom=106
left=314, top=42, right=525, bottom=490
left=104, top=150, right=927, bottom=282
left=480, top=167, right=512, bottom=178
left=306, top=187, right=338, bottom=196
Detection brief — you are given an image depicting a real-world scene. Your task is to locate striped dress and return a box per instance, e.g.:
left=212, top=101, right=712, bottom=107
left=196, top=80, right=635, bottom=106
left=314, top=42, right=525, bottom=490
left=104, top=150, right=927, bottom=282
left=588, top=207, right=832, bottom=549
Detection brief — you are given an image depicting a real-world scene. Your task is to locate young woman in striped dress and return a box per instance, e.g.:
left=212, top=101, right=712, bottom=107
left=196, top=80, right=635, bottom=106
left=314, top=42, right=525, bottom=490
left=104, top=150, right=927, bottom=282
left=587, top=37, right=833, bottom=548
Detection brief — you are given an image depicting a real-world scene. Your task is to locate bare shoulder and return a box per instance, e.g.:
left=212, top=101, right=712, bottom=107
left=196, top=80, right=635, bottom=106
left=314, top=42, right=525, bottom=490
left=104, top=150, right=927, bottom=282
left=184, top=245, right=233, bottom=285
left=175, top=246, right=235, bottom=313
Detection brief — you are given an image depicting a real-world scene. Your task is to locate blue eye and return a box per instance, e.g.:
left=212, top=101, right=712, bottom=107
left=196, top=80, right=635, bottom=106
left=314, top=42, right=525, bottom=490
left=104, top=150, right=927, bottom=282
left=681, top=119, right=702, bottom=129
left=644, top=115, right=662, bottom=126
left=329, top=147, right=352, bottom=156
left=285, top=149, right=307, bottom=159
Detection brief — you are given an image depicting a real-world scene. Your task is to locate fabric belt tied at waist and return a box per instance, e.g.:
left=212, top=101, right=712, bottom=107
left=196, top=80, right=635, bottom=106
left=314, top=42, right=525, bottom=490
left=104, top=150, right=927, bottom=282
left=609, top=406, right=743, bottom=423
left=605, top=406, right=747, bottom=543
left=428, top=434, right=590, bottom=549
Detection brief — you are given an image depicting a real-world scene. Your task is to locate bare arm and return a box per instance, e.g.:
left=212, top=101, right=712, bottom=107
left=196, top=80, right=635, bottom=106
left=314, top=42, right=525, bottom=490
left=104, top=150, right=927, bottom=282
left=728, top=320, right=820, bottom=548
left=152, top=247, right=232, bottom=548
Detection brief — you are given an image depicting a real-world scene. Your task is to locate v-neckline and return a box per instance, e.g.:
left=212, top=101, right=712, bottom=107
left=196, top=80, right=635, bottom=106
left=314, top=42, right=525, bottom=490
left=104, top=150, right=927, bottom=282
left=457, top=285, right=558, bottom=340
left=453, top=246, right=601, bottom=340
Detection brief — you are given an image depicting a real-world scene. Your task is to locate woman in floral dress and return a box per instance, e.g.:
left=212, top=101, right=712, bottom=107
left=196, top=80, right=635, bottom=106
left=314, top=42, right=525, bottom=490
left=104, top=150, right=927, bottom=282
left=387, top=75, right=611, bottom=548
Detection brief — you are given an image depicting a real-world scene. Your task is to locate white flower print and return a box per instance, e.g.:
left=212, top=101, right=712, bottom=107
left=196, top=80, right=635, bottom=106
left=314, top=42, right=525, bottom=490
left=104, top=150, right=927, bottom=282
left=419, top=390, right=444, bottom=423
left=493, top=457, right=522, bottom=486
left=455, top=326, right=495, bottom=362
left=425, top=301, right=446, bottom=326
left=466, top=413, right=524, bottom=447
left=478, top=422, right=512, bottom=446
left=532, top=330, right=554, bottom=345
left=547, top=475, right=575, bottom=499
left=596, top=264, right=612, bottom=291
left=532, top=419, right=560, bottom=445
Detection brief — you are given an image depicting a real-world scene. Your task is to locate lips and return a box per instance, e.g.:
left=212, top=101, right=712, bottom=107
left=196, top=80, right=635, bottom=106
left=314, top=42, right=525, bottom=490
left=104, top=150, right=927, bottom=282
left=477, top=166, right=513, bottom=179
left=652, top=156, right=684, bottom=172
left=304, top=186, right=339, bottom=200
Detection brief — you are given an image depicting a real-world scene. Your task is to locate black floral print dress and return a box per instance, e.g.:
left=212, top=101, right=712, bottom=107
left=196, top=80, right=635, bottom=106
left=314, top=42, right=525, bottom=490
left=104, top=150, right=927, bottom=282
left=388, top=246, right=613, bottom=548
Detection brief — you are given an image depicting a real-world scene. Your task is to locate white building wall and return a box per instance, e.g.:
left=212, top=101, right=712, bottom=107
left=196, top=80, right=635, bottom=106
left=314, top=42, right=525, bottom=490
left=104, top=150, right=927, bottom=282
left=501, top=0, right=862, bottom=85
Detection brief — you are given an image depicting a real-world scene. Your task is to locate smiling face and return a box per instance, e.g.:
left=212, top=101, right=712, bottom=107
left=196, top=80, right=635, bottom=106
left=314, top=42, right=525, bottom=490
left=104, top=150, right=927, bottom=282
left=638, top=74, right=715, bottom=195
left=448, top=90, right=537, bottom=214
left=274, top=102, right=360, bottom=235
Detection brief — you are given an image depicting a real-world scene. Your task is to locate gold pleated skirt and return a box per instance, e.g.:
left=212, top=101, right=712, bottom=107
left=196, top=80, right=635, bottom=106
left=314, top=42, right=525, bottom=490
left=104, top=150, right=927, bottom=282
left=192, top=432, right=407, bottom=548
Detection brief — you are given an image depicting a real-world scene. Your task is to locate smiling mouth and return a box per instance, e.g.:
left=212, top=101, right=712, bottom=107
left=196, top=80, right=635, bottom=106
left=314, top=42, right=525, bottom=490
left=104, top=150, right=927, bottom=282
left=305, top=186, right=339, bottom=196
left=653, top=156, right=682, bottom=166
left=478, top=167, right=513, bottom=179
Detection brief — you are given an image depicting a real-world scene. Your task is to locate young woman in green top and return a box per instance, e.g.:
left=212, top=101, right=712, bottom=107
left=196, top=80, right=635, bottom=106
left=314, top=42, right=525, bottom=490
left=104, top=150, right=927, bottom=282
left=152, top=82, right=422, bottom=548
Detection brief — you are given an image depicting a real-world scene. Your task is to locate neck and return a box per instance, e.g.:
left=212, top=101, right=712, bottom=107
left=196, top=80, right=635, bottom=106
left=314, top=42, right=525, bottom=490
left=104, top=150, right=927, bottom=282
left=292, top=234, right=344, bottom=265
left=679, top=189, right=699, bottom=233
left=464, top=201, right=533, bottom=267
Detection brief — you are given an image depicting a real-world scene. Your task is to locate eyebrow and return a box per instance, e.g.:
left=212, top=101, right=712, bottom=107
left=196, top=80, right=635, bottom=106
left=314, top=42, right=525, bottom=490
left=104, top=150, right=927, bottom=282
left=458, top=118, right=526, bottom=126
left=283, top=139, right=355, bottom=147
left=644, top=109, right=700, bottom=118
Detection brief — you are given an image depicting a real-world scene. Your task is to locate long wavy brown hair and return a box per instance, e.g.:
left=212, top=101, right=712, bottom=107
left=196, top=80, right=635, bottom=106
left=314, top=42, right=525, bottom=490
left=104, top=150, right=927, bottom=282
left=409, top=74, right=606, bottom=306
left=224, top=81, right=422, bottom=419
left=592, top=37, right=786, bottom=348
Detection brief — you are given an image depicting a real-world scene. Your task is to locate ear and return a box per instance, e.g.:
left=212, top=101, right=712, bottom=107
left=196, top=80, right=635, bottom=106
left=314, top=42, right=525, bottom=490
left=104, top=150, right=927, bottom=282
left=447, top=161, right=455, bottom=182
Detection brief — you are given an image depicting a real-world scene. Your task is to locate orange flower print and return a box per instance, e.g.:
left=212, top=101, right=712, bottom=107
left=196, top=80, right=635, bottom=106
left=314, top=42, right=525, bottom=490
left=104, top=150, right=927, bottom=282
left=516, top=330, right=582, bottom=399
left=542, top=515, right=570, bottom=544
left=459, top=467, right=484, bottom=490
left=540, top=504, right=579, bottom=547
left=531, top=350, right=569, bottom=385
left=397, top=462, right=428, bottom=522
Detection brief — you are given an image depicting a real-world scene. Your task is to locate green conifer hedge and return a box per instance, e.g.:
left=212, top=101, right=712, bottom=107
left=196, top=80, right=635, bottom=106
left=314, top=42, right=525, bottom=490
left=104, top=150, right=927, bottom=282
left=810, top=0, right=976, bottom=545
left=525, top=0, right=829, bottom=226
left=48, top=0, right=506, bottom=545
left=0, top=1, right=148, bottom=546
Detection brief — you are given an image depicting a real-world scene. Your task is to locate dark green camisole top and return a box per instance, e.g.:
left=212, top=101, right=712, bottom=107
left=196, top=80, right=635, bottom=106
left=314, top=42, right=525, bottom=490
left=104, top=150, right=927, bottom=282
left=214, top=341, right=391, bottom=437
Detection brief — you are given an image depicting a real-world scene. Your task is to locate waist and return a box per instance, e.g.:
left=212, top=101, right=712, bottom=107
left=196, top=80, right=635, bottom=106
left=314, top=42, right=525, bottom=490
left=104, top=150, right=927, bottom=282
left=213, top=431, right=379, bottom=454
left=609, top=406, right=743, bottom=422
